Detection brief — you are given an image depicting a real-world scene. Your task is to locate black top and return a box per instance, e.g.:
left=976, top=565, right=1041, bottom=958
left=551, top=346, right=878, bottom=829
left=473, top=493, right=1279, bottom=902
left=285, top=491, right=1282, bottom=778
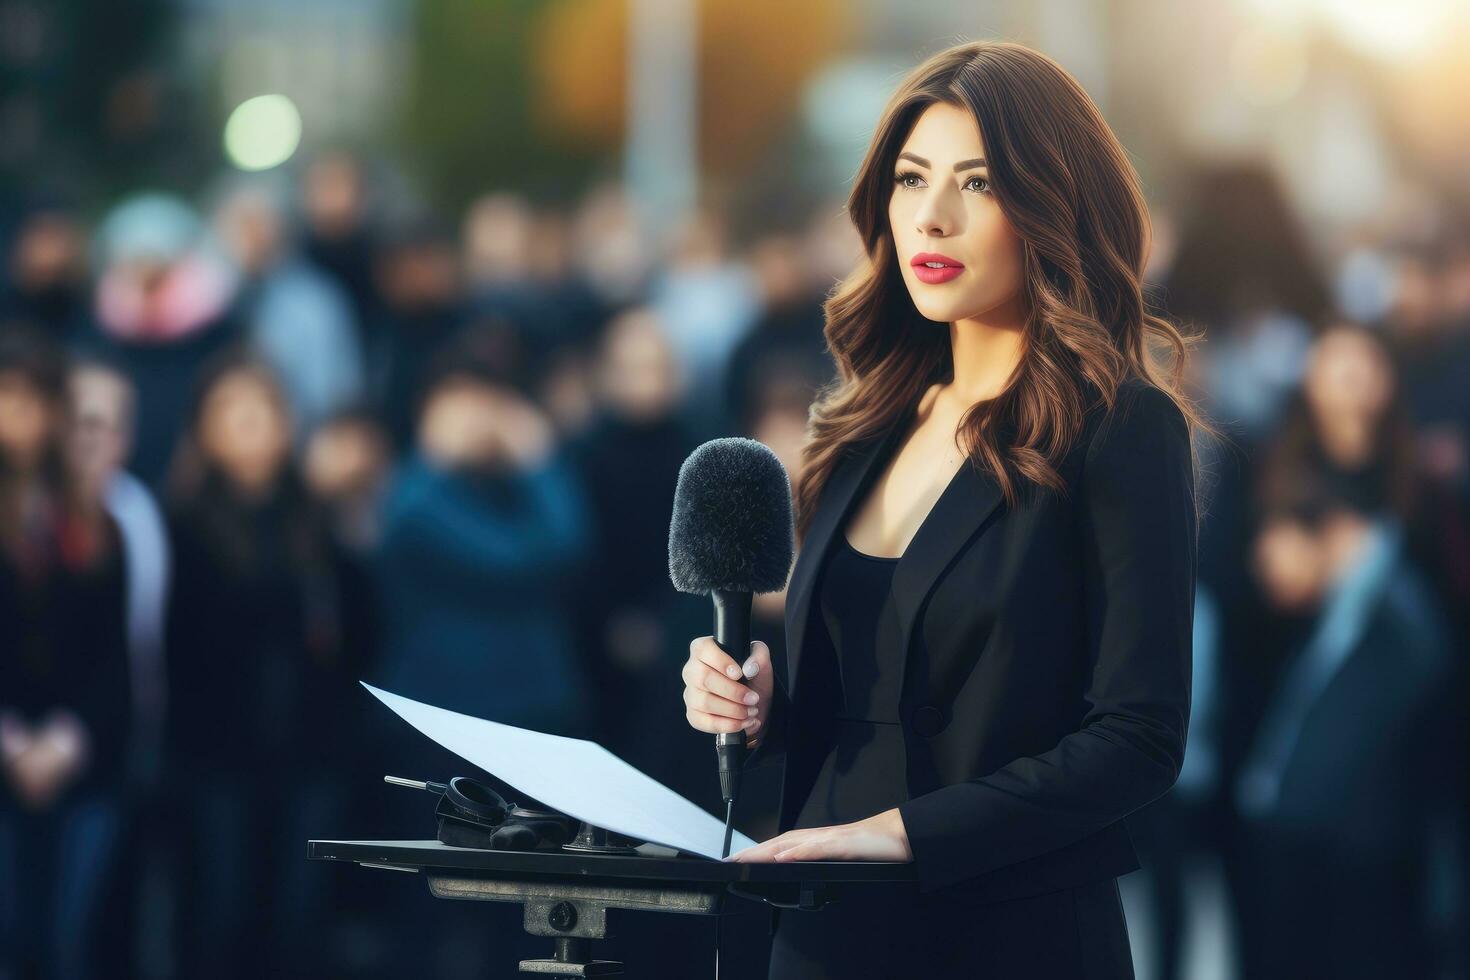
left=164, top=479, right=377, bottom=777
left=791, top=533, right=910, bottom=830
left=0, top=515, right=132, bottom=799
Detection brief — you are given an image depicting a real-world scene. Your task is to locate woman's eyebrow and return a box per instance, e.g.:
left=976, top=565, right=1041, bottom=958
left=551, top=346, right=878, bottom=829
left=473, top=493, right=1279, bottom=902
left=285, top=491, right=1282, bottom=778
left=898, top=151, right=987, bottom=172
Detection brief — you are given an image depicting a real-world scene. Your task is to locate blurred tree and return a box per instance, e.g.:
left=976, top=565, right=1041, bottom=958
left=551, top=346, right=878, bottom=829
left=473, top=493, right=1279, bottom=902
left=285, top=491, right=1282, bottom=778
left=399, top=0, right=599, bottom=214
left=400, top=0, right=845, bottom=213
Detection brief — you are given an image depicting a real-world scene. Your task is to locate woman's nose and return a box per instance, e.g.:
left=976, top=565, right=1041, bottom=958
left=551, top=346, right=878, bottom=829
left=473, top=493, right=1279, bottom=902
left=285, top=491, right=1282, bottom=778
left=914, top=199, right=956, bottom=237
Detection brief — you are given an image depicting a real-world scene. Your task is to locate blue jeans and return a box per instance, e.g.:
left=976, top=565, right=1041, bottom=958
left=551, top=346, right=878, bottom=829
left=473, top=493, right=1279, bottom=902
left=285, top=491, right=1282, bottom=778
left=0, top=792, right=124, bottom=980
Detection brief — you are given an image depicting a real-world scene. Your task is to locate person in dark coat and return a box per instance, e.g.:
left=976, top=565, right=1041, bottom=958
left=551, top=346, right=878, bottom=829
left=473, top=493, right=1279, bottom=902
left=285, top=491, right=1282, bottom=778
left=686, top=41, right=1209, bottom=977
left=567, top=308, right=700, bottom=780
left=1229, top=467, right=1460, bottom=979
left=0, top=331, right=133, bottom=980
left=364, top=214, right=470, bottom=451
left=0, top=200, right=91, bottom=342
left=161, top=350, right=376, bottom=979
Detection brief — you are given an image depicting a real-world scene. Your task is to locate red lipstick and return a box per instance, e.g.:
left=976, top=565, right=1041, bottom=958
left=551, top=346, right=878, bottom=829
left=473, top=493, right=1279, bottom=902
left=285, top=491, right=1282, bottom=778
left=910, top=251, right=965, bottom=284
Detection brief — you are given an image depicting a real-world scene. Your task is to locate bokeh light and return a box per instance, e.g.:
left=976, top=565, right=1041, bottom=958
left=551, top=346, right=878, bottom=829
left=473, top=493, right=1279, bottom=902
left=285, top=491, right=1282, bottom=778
left=1228, top=27, right=1310, bottom=106
left=222, top=94, right=303, bottom=171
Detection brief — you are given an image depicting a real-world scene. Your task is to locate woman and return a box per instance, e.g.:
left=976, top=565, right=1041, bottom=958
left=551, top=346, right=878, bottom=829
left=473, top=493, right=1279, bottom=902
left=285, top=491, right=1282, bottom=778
left=162, top=350, right=375, bottom=978
left=0, top=329, right=132, bottom=979
left=1230, top=325, right=1457, bottom=978
left=682, top=41, right=1210, bottom=977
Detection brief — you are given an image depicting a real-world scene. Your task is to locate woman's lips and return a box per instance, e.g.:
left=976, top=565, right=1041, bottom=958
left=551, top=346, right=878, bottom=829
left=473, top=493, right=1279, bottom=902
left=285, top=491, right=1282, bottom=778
left=912, top=262, right=964, bottom=284
left=911, top=252, right=964, bottom=284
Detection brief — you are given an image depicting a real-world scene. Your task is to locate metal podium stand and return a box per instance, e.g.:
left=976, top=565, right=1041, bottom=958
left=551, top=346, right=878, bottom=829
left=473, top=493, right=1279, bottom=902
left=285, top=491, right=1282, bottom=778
left=307, top=837, right=914, bottom=978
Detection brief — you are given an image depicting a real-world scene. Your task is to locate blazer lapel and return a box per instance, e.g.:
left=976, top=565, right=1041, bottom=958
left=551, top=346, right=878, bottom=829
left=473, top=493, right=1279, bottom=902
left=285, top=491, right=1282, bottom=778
left=888, top=456, right=1005, bottom=700
left=783, top=421, right=1006, bottom=704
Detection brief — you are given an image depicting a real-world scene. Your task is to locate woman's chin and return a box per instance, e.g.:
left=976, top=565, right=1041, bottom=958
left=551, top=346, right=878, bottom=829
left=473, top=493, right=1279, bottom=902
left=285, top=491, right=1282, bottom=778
left=912, top=301, right=962, bottom=324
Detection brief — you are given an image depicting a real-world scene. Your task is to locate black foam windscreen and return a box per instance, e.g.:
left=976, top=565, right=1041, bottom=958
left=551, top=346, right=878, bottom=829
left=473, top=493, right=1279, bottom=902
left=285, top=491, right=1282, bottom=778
left=668, top=437, right=795, bottom=595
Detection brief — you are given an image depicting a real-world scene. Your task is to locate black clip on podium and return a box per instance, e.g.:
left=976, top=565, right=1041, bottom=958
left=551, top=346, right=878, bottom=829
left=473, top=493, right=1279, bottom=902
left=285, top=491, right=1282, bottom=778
left=307, top=775, right=914, bottom=978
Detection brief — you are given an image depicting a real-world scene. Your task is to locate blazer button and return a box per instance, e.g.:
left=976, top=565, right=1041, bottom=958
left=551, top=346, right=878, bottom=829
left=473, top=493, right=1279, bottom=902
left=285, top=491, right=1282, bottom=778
left=911, top=704, right=944, bottom=737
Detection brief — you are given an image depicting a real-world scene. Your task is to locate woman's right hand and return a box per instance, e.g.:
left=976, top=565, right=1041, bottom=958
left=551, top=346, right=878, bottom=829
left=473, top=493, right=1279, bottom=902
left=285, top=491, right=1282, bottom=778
left=683, top=636, right=773, bottom=748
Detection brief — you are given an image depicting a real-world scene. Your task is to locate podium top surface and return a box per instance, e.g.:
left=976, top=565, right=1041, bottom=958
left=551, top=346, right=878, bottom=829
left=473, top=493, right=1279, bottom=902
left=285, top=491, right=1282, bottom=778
left=308, top=839, right=916, bottom=885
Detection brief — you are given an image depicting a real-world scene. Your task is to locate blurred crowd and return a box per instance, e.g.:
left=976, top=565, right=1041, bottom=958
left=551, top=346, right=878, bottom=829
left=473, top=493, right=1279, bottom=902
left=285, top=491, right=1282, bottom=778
left=1, top=150, right=1467, bottom=979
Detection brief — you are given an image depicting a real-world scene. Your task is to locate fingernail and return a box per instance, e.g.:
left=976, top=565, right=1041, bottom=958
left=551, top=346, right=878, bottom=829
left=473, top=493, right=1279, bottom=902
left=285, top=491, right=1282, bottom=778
left=744, top=691, right=758, bottom=705
left=726, top=666, right=740, bottom=679
left=743, top=660, right=759, bottom=679
left=746, top=706, right=758, bottom=717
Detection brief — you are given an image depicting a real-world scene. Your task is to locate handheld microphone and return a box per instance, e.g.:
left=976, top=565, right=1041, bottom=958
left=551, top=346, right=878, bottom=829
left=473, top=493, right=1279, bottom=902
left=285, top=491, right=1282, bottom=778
left=668, top=437, right=794, bottom=857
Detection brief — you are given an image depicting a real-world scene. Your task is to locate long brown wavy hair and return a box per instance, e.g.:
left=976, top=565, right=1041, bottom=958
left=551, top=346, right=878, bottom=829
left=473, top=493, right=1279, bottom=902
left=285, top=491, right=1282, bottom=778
left=794, top=40, right=1216, bottom=544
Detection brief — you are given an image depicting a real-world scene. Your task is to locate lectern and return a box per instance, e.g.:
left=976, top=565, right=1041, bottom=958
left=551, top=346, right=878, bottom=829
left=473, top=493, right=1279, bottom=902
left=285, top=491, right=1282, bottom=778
left=307, top=835, right=914, bottom=978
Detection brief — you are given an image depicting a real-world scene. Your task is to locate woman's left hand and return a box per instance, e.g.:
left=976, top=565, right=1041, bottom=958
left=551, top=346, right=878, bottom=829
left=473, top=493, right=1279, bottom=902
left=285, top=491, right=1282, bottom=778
left=723, top=807, right=913, bottom=863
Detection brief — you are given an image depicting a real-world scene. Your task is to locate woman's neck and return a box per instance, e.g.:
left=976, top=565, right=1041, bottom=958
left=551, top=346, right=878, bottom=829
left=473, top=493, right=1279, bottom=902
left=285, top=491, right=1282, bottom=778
left=224, top=468, right=281, bottom=506
left=1316, top=414, right=1375, bottom=469
left=943, top=298, right=1027, bottom=408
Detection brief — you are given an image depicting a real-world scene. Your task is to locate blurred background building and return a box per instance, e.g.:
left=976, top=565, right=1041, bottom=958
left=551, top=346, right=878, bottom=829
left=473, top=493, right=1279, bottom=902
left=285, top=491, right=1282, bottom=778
left=1, top=1, right=1468, bottom=977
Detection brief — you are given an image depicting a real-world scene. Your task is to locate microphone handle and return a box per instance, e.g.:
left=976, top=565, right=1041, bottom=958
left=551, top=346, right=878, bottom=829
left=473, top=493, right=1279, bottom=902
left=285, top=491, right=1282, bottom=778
left=711, top=586, right=754, bottom=675
left=711, top=588, right=753, bottom=806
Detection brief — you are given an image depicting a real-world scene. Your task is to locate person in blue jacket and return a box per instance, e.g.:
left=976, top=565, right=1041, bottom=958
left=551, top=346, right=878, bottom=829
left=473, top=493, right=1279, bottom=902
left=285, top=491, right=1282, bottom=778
left=373, top=344, right=593, bottom=738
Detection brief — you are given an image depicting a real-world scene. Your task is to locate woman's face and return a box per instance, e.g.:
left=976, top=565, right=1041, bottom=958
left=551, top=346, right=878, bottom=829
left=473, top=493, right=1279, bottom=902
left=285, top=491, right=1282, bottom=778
left=597, top=310, right=681, bottom=422
left=68, top=367, right=132, bottom=494
left=0, top=370, right=56, bottom=469
left=887, top=101, right=1026, bottom=325
left=198, top=370, right=290, bottom=491
left=1303, top=325, right=1394, bottom=425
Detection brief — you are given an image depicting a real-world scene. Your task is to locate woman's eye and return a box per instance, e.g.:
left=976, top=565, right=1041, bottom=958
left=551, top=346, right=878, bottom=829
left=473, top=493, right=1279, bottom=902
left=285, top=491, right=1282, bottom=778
left=893, top=170, right=990, bottom=194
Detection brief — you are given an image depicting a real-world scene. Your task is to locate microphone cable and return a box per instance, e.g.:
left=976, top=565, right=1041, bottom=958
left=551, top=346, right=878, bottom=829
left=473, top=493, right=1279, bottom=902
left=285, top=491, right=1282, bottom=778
left=716, top=781, right=736, bottom=978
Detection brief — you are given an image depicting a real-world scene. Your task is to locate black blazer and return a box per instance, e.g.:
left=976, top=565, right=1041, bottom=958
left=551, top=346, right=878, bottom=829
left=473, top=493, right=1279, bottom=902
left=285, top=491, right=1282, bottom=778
left=744, top=375, right=1198, bottom=903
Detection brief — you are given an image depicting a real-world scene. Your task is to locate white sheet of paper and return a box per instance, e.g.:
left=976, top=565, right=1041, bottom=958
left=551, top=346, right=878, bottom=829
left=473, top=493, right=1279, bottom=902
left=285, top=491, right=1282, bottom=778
left=362, top=682, right=756, bottom=860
